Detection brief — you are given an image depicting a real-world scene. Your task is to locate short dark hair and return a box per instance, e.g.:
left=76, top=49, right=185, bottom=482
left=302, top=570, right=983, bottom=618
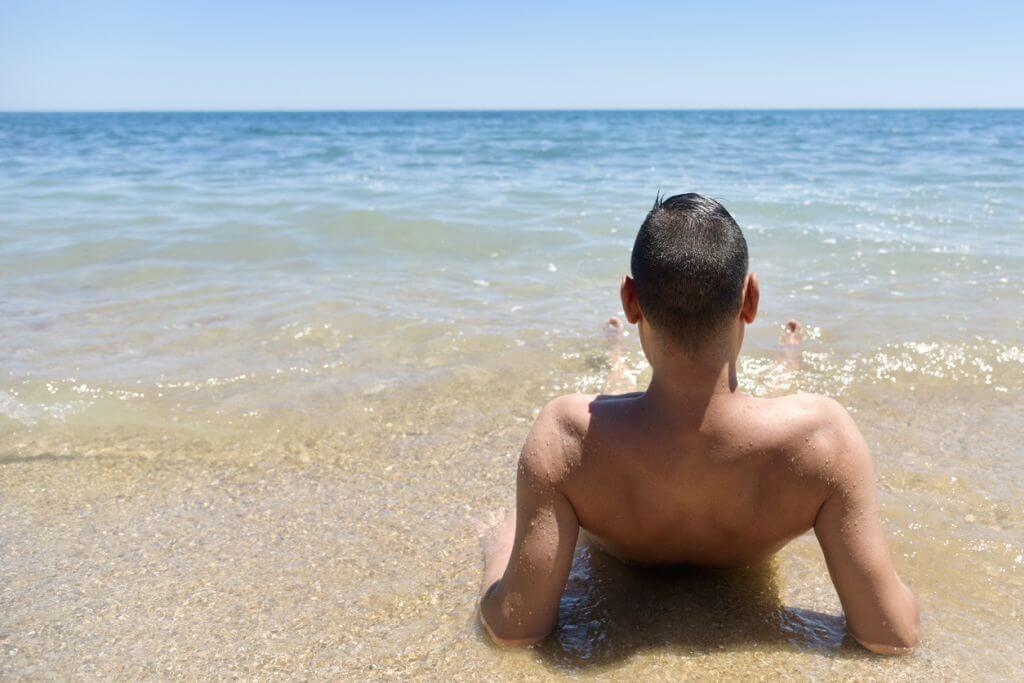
left=630, top=193, right=748, bottom=353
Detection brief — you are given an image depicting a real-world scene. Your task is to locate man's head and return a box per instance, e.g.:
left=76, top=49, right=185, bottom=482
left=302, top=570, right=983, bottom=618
left=622, top=193, right=758, bottom=359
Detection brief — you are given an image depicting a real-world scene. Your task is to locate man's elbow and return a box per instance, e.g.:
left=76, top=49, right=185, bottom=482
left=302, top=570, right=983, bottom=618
left=856, top=629, right=919, bottom=656
left=479, top=610, right=550, bottom=648
left=478, top=599, right=552, bottom=648
left=855, top=594, right=921, bottom=655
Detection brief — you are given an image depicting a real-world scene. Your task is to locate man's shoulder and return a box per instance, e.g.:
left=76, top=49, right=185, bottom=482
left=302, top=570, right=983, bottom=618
left=518, top=393, right=598, bottom=484
left=762, top=391, right=849, bottom=429
left=541, top=391, right=597, bottom=415
left=757, top=392, right=867, bottom=480
left=533, top=390, right=641, bottom=439
left=533, top=392, right=598, bottom=446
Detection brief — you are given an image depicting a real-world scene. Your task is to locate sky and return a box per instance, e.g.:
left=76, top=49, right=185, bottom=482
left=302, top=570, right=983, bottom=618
left=1, top=0, right=1022, bottom=111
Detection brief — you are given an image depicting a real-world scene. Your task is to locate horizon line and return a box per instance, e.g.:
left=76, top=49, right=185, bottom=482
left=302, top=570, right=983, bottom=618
left=2, top=106, right=1023, bottom=115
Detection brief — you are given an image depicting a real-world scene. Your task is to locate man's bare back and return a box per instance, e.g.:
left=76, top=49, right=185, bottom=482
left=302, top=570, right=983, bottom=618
left=478, top=194, right=919, bottom=656
left=563, top=390, right=833, bottom=566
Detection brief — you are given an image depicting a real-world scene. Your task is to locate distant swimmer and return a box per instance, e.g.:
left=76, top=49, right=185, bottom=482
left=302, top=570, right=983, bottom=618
left=478, top=193, right=919, bottom=655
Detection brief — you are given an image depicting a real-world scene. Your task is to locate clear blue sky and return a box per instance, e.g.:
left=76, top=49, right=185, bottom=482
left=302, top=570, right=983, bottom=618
left=1, top=0, right=1022, bottom=110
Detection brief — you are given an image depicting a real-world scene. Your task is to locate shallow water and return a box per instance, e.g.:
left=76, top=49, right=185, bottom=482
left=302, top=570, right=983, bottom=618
left=1, top=111, right=1023, bottom=679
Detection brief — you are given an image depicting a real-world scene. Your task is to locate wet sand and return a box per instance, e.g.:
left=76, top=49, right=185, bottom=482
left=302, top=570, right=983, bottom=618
left=3, top=336, right=1022, bottom=679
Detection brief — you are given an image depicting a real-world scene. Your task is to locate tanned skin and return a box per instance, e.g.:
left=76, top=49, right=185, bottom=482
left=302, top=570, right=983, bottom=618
left=479, top=273, right=920, bottom=655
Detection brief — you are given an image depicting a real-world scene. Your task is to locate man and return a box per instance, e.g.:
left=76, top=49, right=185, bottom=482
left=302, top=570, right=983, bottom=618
left=478, top=193, right=919, bottom=655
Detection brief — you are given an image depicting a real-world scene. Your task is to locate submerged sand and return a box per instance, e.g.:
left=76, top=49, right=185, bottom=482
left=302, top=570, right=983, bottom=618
left=2, top=335, right=1022, bottom=680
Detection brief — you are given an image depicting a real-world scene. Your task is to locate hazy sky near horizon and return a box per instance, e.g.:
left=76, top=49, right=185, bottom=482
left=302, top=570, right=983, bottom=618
left=1, top=1, right=1022, bottom=110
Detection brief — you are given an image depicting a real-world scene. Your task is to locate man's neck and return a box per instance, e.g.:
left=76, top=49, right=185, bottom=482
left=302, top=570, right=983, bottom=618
left=642, top=353, right=740, bottom=415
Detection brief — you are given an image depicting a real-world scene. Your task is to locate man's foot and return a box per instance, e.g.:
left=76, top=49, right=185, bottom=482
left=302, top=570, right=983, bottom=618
left=603, top=317, right=636, bottom=392
left=604, top=317, right=627, bottom=361
left=604, top=316, right=624, bottom=340
left=780, top=319, right=803, bottom=370
left=782, top=320, right=802, bottom=345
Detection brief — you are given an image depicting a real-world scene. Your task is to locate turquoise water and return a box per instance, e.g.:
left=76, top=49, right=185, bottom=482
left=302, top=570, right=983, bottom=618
left=2, top=111, right=1021, bottom=383
left=1, top=111, right=1023, bottom=678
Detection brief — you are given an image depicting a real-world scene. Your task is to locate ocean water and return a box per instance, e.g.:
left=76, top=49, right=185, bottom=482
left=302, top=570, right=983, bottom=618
left=1, top=111, right=1022, bottom=679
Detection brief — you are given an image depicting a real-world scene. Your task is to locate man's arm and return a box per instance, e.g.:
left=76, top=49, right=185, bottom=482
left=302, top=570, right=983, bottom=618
left=812, top=400, right=920, bottom=655
left=479, top=400, right=581, bottom=646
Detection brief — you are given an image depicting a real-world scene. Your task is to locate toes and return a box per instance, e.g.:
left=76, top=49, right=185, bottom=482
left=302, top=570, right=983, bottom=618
left=604, top=317, right=624, bottom=338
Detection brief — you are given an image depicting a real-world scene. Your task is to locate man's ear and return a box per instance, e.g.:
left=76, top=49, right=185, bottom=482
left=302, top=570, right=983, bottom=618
left=620, top=276, right=642, bottom=324
left=740, top=272, right=760, bottom=324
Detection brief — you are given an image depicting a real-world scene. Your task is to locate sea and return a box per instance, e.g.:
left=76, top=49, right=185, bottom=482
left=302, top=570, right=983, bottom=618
left=1, top=110, right=1022, bottom=679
